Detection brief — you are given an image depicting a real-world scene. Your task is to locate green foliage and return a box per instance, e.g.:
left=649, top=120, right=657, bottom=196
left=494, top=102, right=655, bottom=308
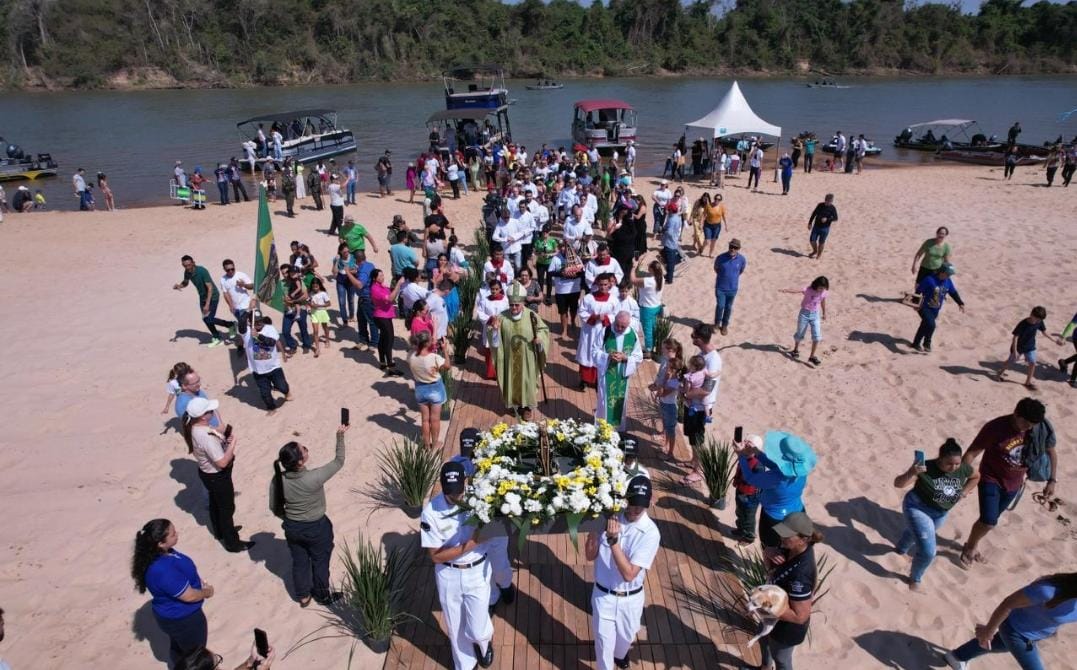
left=652, top=312, right=674, bottom=355
left=2, top=0, right=1074, bottom=88
left=697, top=436, right=735, bottom=502
left=339, top=532, right=416, bottom=642
left=439, top=367, right=455, bottom=421
left=377, top=435, right=442, bottom=509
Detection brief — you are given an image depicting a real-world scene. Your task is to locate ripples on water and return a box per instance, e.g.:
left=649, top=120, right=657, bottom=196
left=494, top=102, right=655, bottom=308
left=2, top=76, right=1073, bottom=208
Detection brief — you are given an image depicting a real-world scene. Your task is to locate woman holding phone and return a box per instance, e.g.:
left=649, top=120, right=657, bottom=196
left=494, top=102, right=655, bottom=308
left=892, top=438, right=978, bottom=591
left=131, top=519, right=212, bottom=667
left=269, top=424, right=350, bottom=607
left=183, top=398, right=253, bottom=553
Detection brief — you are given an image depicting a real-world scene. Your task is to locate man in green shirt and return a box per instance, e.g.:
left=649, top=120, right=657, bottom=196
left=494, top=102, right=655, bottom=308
left=173, top=254, right=235, bottom=347
left=339, top=215, right=379, bottom=256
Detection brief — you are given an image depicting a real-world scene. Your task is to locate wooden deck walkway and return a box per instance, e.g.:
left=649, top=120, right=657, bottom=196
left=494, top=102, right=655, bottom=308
left=384, top=303, right=761, bottom=669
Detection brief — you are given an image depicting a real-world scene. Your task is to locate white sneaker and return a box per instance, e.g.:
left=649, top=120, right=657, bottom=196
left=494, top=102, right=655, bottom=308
left=944, top=651, right=967, bottom=670
left=206, top=338, right=224, bottom=348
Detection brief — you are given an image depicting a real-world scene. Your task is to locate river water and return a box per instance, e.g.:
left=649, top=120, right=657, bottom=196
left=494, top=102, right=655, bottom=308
left=2, top=75, right=1073, bottom=208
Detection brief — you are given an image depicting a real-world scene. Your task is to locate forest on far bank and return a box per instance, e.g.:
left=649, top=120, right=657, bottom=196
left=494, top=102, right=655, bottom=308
left=2, top=0, right=1074, bottom=89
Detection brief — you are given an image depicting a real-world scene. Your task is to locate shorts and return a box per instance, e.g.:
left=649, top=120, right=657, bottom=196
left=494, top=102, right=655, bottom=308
left=977, top=480, right=1020, bottom=527
left=810, top=226, right=830, bottom=244
left=310, top=308, right=330, bottom=325
left=414, top=377, right=447, bottom=405
left=659, top=402, right=679, bottom=437
left=1007, top=349, right=1037, bottom=365
left=703, top=222, right=722, bottom=240
left=555, top=292, right=580, bottom=316
left=378, top=174, right=389, bottom=187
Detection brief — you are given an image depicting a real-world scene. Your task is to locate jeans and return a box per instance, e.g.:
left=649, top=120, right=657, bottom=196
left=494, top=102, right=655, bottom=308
left=346, top=181, right=356, bottom=204
left=781, top=173, right=791, bottom=194
left=373, top=316, right=395, bottom=366
left=154, top=608, right=208, bottom=668
left=760, top=635, right=797, bottom=670
left=283, top=516, right=335, bottom=602
left=198, top=465, right=240, bottom=547
left=913, top=308, right=939, bottom=348
left=329, top=205, right=344, bottom=235
left=748, top=166, right=761, bottom=189
left=253, top=367, right=289, bottom=410
left=640, top=305, right=662, bottom=351
left=506, top=250, right=522, bottom=273
left=356, top=296, right=379, bottom=346
left=336, top=275, right=357, bottom=321
left=953, top=618, right=1044, bottom=669
left=793, top=308, right=822, bottom=342
left=895, top=491, right=949, bottom=583
left=232, top=309, right=250, bottom=347
left=804, top=153, right=814, bottom=173
left=282, top=309, right=312, bottom=351
left=735, top=492, right=760, bottom=540
left=714, top=289, right=738, bottom=328
left=231, top=179, right=249, bottom=202
left=652, top=205, right=667, bottom=235
left=217, top=181, right=229, bottom=205
left=201, top=298, right=235, bottom=340
left=662, top=247, right=679, bottom=284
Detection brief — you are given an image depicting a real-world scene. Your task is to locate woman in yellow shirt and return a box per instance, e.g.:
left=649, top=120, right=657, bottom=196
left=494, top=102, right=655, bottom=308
left=702, top=193, right=729, bottom=257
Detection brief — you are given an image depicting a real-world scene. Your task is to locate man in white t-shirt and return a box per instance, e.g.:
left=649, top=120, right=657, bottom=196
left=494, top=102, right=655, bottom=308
left=220, top=259, right=254, bottom=352
left=517, top=192, right=537, bottom=269
left=492, top=208, right=525, bottom=272
left=747, top=144, right=764, bottom=191
left=245, top=316, right=291, bottom=412
left=562, top=204, right=593, bottom=253
left=327, top=174, right=345, bottom=235
left=681, top=323, right=722, bottom=484
left=652, top=180, right=672, bottom=235
left=426, top=280, right=451, bottom=344
left=626, top=141, right=637, bottom=176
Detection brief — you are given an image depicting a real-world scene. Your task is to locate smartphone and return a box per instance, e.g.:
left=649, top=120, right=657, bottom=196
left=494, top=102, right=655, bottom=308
left=914, top=450, right=926, bottom=467
left=734, top=426, right=743, bottom=443
left=341, top=407, right=350, bottom=427
left=223, top=424, right=233, bottom=440
left=254, top=628, right=270, bottom=658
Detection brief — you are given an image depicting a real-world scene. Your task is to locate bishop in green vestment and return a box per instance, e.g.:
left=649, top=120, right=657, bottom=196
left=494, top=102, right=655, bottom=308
left=491, top=281, right=550, bottom=417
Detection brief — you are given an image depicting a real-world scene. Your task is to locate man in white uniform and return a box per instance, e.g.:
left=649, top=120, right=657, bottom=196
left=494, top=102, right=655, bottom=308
left=577, top=273, right=619, bottom=390
left=491, top=208, right=525, bottom=272
left=421, top=462, right=496, bottom=670
left=592, top=311, right=644, bottom=430
left=585, top=475, right=660, bottom=670
left=584, top=244, right=625, bottom=292
left=651, top=180, right=672, bottom=236
left=562, top=204, right=593, bottom=253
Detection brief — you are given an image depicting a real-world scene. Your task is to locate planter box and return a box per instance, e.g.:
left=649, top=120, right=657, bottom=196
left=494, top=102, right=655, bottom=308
left=476, top=514, right=606, bottom=540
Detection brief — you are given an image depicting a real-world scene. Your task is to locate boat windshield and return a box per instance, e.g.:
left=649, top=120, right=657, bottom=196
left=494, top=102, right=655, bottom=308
left=236, top=111, right=340, bottom=141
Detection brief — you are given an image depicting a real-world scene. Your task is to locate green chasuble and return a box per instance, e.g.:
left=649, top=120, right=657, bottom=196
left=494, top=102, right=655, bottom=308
left=602, top=327, right=637, bottom=425
left=493, top=308, right=550, bottom=409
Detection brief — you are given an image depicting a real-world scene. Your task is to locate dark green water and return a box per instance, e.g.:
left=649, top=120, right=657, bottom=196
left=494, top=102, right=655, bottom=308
left=2, top=75, right=1073, bottom=208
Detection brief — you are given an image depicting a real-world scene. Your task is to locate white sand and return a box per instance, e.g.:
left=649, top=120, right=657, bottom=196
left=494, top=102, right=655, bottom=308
left=0, top=163, right=1073, bottom=668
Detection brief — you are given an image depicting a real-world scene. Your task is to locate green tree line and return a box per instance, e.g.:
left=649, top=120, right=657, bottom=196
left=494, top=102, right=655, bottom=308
left=2, top=0, right=1074, bottom=89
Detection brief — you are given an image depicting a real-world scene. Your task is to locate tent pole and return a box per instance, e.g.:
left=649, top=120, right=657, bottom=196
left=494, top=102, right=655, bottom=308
left=773, top=136, right=782, bottom=183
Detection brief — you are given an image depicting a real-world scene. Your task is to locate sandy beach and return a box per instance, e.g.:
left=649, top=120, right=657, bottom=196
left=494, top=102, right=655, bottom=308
left=0, top=161, right=1073, bottom=669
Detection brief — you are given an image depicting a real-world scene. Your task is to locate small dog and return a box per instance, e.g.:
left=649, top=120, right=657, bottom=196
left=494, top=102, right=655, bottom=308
left=745, top=584, right=789, bottom=647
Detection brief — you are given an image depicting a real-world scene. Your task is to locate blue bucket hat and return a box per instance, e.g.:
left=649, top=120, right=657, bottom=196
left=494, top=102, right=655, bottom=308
left=763, top=430, right=817, bottom=478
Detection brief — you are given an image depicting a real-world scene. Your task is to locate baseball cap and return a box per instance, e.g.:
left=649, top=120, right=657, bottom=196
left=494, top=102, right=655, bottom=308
left=619, top=432, right=639, bottom=458
left=745, top=434, right=763, bottom=450
left=185, top=397, right=219, bottom=419
left=625, top=475, right=652, bottom=507
left=772, top=512, right=814, bottom=538
left=459, top=427, right=479, bottom=458
left=440, top=462, right=467, bottom=495
left=728, top=238, right=742, bottom=249
left=939, top=263, right=957, bottom=276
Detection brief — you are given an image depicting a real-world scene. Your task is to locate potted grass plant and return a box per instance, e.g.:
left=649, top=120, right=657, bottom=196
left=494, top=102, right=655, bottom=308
left=697, top=436, right=736, bottom=509
left=652, top=312, right=673, bottom=357
left=376, top=435, right=442, bottom=517
left=340, top=533, right=416, bottom=654
left=448, top=311, right=474, bottom=365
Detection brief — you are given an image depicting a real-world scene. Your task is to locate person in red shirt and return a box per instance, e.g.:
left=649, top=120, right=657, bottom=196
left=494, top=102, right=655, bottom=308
left=959, top=398, right=1054, bottom=569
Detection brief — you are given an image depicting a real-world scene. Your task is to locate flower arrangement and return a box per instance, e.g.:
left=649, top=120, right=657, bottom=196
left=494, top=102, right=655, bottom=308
left=464, top=418, right=631, bottom=549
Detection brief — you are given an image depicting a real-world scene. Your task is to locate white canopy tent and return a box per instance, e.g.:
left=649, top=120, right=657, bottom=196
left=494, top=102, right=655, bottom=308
left=684, top=80, right=782, bottom=139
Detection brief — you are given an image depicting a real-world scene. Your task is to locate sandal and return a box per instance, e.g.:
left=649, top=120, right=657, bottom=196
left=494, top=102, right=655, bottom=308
left=790, top=350, right=800, bottom=359
left=681, top=470, right=704, bottom=486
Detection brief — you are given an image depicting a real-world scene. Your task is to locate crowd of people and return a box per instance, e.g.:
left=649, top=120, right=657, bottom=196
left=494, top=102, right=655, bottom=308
left=123, top=123, right=1077, bottom=670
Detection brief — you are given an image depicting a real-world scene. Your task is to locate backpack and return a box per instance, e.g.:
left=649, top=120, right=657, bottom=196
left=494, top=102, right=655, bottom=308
left=1022, top=418, right=1055, bottom=482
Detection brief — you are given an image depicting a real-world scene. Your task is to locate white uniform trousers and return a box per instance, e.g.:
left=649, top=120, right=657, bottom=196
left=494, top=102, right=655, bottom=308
left=591, top=586, right=645, bottom=670
left=484, top=536, right=512, bottom=604
left=436, top=559, right=494, bottom=670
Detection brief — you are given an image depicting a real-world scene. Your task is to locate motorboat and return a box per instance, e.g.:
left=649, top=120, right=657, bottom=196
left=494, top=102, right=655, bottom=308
left=0, top=137, right=58, bottom=181
left=571, top=99, right=637, bottom=156
left=823, top=137, right=882, bottom=156
left=236, top=110, right=355, bottom=165
left=444, top=65, right=510, bottom=111
left=806, top=80, right=851, bottom=89
left=893, top=119, right=998, bottom=152
left=527, top=79, right=563, bottom=90
left=936, top=150, right=1044, bottom=167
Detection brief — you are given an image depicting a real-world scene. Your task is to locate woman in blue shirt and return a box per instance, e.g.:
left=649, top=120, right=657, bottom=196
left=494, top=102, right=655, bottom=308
left=912, top=263, right=965, bottom=352
left=946, top=573, right=1077, bottom=669
left=733, top=431, right=817, bottom=551
left=131, top=519, right=214, bottom=667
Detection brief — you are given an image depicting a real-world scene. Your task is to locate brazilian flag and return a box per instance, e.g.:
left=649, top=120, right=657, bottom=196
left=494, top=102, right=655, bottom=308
left=254, top=186, right=284, bottom=312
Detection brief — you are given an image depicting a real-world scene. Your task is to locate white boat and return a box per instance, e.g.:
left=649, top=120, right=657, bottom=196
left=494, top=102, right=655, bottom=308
left=237, top=110, right=355, bottom=165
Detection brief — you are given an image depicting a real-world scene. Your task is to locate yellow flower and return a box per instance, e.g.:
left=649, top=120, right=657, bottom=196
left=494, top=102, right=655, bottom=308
left=586, top=456, right=602, bottom=469
left=491, top=423, right=508, bottom=438
left=586, top=486, right=597, bottom=495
